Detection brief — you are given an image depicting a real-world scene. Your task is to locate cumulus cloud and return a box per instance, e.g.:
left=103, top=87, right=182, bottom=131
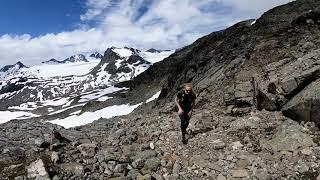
left=0, top=0, right=293, bottom=66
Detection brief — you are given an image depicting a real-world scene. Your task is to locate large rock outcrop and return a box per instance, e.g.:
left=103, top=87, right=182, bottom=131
left=282, top=79, right=320, bottom=124
left=120, top=0, right=320, bottom=124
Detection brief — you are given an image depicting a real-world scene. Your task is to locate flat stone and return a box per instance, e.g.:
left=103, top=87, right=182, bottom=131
left=27, top=159, right=50, bottom=179
left=217, top=174, right=227, bottom=180
left=301, top=148, right=313, bottom=155
left=51, top=151, right=59, bottom=164
left=235, top=81, right=253, bottom=92
left=231, top=141, right=243, bottom=151
left=141, top=157, right=161, bottom=174
left=231, top=169, right=249, bottom=178
left=211, top=139, right=226, bottom=150
left=132, top=158, right=145, bottom=169
left=172, top=161, right=181, bottom=175
left=114, top=164, right=127, bottom=173
left=261, top=121, right=315, bottom=152
left=127, top=169, right=142, bottom=179
left=77, top=143, right=97, bottom=158
left=104, top=167, right=113, bottom=176
left=131, top=150, right=157, bottom=161
left=61, top=162, right=84, bottom=176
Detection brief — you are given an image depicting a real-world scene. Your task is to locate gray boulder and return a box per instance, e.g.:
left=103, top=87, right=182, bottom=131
left=141, top=157, right=161, bottom=174
left=60, top=162, right=84, bottom=176
left=77, top=143, right=97, bottom=158
left=282, top=79, right=320, bottom=124
left=261, top=120, right=315, bottom=152
left=27, top=159, right=50, bottom=180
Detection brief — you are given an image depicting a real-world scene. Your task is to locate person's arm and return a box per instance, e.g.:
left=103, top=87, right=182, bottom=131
left=175, top=96, right=184, bottom=115
left=187, top=94, right=196, bottom=116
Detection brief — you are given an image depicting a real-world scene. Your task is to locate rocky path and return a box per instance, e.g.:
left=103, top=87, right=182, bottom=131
left=1, top=106, right=320, bottom=179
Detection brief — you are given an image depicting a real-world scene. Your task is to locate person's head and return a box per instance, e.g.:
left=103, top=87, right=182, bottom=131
left=184, top=83, right=193, bottom=94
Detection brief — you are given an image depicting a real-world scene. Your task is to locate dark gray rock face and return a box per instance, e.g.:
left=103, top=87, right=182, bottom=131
left=127, top=55, right=151, bottom=66
left=90, top=52, right=103, bottom=59
left=0, top=78, right=26, bottom=94
left=282, top=79, right=320, bottom=124
left=89, top=48, right=122, bottom=75
left=41, top=59, right=62, bottom=64
left=146, top=48, right=171, bottom=53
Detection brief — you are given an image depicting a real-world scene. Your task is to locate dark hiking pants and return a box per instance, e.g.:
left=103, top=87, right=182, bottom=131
left=179, top=112, right=190, bottom=140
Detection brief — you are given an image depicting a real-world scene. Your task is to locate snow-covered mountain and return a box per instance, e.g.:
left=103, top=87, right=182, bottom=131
left=0, top=61, right=28, bottom=79
left=89, top=52, right=103, bottom=59
left=41, top=58, right=61, bottom=64
left=62, top=54, right=88, bottom=63
left=0, top=47, right=174, bottom=125
left=90, top=47, right=153, bottom=83
left=42, top=54, right=88, bottom=64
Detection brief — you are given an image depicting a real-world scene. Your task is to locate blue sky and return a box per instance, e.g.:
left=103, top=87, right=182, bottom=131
left=0, top=0, right=293, bottom=66
left=0, top=0, right=86, bottom=36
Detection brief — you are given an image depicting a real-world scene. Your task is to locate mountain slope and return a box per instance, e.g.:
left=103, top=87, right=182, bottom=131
left=0, top=47, right=173, bottom=114
left=121, top=0, right=320, bottom=120
left=3, top=0, right=320, bottom=179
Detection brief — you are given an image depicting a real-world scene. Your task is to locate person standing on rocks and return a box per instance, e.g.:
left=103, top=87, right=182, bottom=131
left=175, top=83, right=196, bottom=144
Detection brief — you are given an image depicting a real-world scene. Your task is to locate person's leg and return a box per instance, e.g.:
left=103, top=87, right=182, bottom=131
left=185, top=115, right=190, bottom=132
left=179, top=113, right=188, bottom=143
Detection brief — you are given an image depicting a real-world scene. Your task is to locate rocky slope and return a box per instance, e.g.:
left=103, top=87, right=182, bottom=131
left=2, top=0, right=320, bottom=179
left=120, top=0, right=320, bottom=123
left=2, top=104, right=320, bottom=179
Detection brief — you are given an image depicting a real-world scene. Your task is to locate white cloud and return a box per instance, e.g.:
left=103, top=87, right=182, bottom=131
left=0, top=0, right=293, bottom=67
left=0, top=29, right=108, bottom=66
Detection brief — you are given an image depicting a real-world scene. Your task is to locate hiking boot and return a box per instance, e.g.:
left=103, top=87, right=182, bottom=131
left=182, top=139, right=188, bottom=144
left=182, top=137, right=188, bottom=144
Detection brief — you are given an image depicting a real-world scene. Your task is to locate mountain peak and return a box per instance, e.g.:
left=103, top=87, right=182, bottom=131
left=146, top=48, right=171, bottom=53
left=89, top=52, right=103, bottom=59
left=15, top=61, right=27, bottom=68
left=0, top=61, right=27, bottom=72
left=42, top=58, right=61, bottom=64
left=62, top=54, right=88, bottom=63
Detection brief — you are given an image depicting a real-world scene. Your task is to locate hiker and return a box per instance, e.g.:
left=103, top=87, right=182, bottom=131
left=175, top=83, right=196, bottom=144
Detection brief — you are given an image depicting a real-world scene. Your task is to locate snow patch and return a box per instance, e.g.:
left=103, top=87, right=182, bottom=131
left=141, top=50, right=175, bottom=64
left=48, top=103, right=85, bottom=115
left=70, top=110, right=81, bottom=115
left=79, top=86, right=127, bottom=102
left=97, top=96, right=112, bottom=102
left=113, top=48, right=133, bottom=57
left=146, top=91, right=161, bottom=103
left=49, top=103, right=142, bottom=128
left=42, top=98, right=70, bottom=106
left=17, top=60, right=100, bottom=79
left=0, top=111, right=40, bottom=124
left=8, top=102, right=38, bottom=111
